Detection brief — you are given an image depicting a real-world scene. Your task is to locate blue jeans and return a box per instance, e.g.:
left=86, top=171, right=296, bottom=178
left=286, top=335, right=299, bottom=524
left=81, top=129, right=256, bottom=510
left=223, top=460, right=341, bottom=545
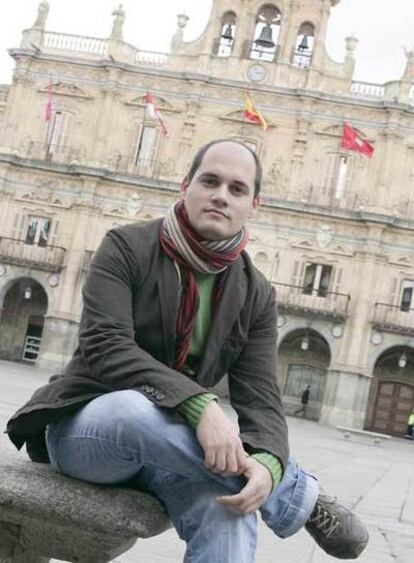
left=46, top=390, right=318, bottom=563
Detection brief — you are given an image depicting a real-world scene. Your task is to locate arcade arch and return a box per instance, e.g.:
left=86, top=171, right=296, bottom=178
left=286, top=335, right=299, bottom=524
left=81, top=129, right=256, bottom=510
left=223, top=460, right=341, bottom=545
left=0, top=277, right=48, bottom=363
left=366, top=346, right=414, bottom=436
left=278, top=327, right=331, bottom=420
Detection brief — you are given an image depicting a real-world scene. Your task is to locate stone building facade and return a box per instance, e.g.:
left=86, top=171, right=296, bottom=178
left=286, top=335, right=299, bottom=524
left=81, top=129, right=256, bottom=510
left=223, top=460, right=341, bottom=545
left=0, top=0, right=413, bottom=434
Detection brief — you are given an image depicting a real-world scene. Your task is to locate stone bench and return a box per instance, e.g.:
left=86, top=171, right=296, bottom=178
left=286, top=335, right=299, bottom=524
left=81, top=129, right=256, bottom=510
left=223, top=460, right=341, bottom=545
left=336, top=425, right=391, bottom=445
left=0, top=447, right=171, bottom=562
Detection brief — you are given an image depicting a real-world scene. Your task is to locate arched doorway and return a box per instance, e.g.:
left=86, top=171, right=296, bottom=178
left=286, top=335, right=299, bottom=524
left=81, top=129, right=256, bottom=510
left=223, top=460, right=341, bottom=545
left=368, top=347, right=414, bottom=436
left=0, top=278, right=48, bottom=363
left=279, top=328, right=331, bottom=420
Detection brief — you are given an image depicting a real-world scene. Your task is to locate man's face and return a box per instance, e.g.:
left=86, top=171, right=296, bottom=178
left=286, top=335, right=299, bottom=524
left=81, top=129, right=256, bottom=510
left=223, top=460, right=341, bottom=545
left=180, top=142, right=260, bottom=240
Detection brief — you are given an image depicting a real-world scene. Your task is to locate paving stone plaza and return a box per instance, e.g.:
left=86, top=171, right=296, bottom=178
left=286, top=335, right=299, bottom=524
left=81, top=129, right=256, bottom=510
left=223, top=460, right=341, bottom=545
left=0, top=359, right=413, bottom=563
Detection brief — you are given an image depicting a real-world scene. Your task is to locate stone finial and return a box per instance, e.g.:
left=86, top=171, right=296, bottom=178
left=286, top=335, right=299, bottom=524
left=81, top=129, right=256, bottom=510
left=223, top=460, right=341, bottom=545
left=33, top=1, right=49, bottom=30
left=345, top=35, right=359, bottom=54
left=402, top=45, right=414, bottom=81
left=111, top=4, right=126, bottom=40
left=177, top=14, right=189, bottom=29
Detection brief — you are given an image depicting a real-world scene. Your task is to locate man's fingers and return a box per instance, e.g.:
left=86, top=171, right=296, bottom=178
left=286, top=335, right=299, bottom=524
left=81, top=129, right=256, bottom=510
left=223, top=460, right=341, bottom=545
left=235, top=446, right=248, bottom=473
left=211, top=449, right=227, bottom=473
left=204, top=447, right=216, bottom=470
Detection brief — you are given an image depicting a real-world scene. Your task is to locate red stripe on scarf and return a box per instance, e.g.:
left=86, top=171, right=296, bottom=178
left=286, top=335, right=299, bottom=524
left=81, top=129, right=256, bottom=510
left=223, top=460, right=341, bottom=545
left=160, top=201, right=248, bottom=371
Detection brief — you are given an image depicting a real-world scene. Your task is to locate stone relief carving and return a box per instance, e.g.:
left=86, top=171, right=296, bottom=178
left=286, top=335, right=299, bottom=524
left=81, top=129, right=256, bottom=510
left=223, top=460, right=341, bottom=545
left=269, top=159, right=287, bottom=191
left=316, top=224, right=334, bottom=249
left=126, top=193, right=142, bottom=216
left=40, top=82, right=92, bottom=99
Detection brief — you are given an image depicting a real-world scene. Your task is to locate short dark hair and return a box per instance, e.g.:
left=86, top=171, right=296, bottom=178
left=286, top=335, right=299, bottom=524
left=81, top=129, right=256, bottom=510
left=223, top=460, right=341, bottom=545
left=187, top=139, right=262, bottom=197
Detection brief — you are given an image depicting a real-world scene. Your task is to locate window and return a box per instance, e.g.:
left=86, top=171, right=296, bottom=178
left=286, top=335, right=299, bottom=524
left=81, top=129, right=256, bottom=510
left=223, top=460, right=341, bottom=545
left=324, top=154, right=350, bottom=198
left=215, top=11, right=236, bottom=57
left=292, top=22, right=315, bottom=68
left=134, top=125, right=158, bottom=175
left=302, top=263, right=332, bottom=297
left=400, top=280, right=414, bottom=312
left=284, top=364, right=326, bottom=403
left=47, top=111, right=70, bottom=154
left=25, top=217, right=50, bottom=247
left=249, top=4, right=281, bottom=62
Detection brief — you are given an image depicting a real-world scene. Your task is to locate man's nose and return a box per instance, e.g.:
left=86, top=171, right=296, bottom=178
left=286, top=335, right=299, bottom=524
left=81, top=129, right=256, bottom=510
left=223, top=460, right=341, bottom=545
left=211, top=183, right=229, bottom=205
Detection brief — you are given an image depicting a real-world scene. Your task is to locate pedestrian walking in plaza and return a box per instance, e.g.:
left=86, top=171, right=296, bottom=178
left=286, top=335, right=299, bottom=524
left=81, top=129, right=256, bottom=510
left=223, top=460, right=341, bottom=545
left=6, top=140, right=368, bottom=562
left=405, top=410, right=414, bottom=440
left=294, top=385, right=311, bottom=417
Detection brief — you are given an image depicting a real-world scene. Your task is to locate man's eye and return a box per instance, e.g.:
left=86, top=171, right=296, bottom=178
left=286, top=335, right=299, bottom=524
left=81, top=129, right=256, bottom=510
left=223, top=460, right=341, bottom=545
left=231, top=185, right=244, bottom=195
left=203, top=178, right=217, bottom=186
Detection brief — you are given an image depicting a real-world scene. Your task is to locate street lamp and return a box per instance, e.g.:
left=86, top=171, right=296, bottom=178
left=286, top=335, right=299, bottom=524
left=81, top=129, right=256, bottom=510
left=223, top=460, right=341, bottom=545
left=301, top=335, right=309, bottom=351
left=398, top=352, right=407, bottom=369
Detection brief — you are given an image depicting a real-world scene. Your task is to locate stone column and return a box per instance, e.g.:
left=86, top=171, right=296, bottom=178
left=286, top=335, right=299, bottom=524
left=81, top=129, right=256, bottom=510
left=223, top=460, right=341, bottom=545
left=37, top=315, right=79, bottom=372
left=319, top=368, right=372, bottom=427
left=38, top=181, right=99, bottom=371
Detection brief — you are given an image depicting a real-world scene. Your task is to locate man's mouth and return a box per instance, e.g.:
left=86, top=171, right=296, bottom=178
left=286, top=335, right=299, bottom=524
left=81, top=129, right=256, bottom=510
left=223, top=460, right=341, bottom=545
left=204, top=208, right=229, bottom=219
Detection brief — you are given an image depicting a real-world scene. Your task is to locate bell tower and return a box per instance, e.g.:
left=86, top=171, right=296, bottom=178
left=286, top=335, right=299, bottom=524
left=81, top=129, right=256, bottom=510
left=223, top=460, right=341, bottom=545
left=170, top=0, right=354, bottom=93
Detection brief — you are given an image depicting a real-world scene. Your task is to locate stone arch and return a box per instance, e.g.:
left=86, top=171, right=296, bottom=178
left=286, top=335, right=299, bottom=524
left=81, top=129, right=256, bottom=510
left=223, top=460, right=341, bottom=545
left=365, top=344, right=414, bottom=436
left=249, top=3, right=282, bottom=61
left=292, top=21, right=315, bottom=68
left=0, top=276, right=48, bottom=363
left=278, top=326, right=331, bottom=420
left=214, top=10, right=237, bottom=57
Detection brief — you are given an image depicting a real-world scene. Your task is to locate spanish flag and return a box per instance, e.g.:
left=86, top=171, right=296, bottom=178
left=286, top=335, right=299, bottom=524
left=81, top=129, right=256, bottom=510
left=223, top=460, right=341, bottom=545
left=243, top=93, right=268, bottom=130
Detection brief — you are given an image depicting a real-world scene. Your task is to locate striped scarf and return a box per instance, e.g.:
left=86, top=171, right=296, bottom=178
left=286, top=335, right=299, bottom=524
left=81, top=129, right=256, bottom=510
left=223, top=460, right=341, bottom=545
left=160, top=200, right=248, bottom=370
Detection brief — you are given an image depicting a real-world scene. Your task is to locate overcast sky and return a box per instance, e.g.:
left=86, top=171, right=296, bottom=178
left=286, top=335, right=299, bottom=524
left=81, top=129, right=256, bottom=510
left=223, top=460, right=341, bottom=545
left=0, top=0, right=413, bottom=85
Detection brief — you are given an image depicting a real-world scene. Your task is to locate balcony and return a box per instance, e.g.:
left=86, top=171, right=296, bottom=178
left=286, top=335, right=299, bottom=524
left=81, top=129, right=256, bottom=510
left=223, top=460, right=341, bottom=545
left=272, top=282, right=350, bottom=320
left=105, top=155, right=180, bottom=180
left=0, top=238, right=66, bottom=273
left=372, top=303, right=414, bottom=336
left=19, top=140, right=87, bottom=166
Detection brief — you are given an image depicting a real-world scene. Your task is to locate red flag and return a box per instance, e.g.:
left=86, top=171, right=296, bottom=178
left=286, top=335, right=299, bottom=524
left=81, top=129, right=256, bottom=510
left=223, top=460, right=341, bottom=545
left=243, top=93, right=268, bottom=130
left=45, top=82, right=52, bottom=122
left=145, top=92, right=168, bottom=136
left=341, top=123, right=374, bottom=158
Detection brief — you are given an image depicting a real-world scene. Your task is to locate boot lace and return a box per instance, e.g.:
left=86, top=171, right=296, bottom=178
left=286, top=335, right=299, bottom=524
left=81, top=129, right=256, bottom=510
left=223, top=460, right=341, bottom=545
left=308, top=503, right=340, bottom=539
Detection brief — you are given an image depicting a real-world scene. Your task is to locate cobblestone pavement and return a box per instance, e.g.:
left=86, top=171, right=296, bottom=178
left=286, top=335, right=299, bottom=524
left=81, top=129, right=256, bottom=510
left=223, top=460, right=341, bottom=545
left=0, top=359, right=413, bottom=563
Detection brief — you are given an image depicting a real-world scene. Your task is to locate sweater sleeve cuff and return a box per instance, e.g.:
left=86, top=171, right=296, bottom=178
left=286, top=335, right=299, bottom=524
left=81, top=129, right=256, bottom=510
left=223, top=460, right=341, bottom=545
left=177, top=393, right=218, bottom=428
left=251, top=453, right=283, bottom=491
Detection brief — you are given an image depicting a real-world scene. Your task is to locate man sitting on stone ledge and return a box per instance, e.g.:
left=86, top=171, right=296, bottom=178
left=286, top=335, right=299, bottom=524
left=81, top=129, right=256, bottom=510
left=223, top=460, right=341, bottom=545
left=6, top=140, right=368, bottom=562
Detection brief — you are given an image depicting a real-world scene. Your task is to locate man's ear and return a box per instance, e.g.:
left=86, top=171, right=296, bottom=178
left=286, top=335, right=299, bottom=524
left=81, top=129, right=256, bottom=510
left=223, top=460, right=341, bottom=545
left=180, top=176, right=190, bottom=199
left=249, top=194, right=261, bottom=216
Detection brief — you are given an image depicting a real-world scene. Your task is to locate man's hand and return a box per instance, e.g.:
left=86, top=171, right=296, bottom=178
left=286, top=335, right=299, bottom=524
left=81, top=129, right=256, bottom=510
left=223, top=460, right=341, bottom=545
left=216, top=457, right=273, bottom=514
left=196, top=401, right=247, bottom=475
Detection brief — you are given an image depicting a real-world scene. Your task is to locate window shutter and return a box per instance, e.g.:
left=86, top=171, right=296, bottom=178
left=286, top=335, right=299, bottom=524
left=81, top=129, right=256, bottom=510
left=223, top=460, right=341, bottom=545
left=323, top=154, right=338, bottom=192
left=11, top=213, right=25, bottom=240
left=49, top=220, right=60, bottom=246
left=388, top=277, right=400, bottom=306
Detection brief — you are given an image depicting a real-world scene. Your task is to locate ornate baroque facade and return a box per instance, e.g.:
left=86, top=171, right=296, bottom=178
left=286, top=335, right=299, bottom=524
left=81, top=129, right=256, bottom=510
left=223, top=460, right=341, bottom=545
left=0, top=0, right=413, bottom=433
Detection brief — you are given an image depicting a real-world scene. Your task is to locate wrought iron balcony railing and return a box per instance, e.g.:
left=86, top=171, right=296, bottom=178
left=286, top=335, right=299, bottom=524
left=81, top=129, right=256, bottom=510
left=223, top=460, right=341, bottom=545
left=19, top=141, right=87, bottom=165
left=372, top=302, right=414, bottom=336
left=0, top=237, right=66, bottom=273
left=272, top=282, right=350, bottom=319
left=105, top=155, right=179, bottom=179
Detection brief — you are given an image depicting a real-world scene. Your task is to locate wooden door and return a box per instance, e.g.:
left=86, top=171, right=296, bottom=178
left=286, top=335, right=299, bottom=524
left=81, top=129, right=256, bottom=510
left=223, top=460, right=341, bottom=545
left=370, top=382, right=414, bottom=435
